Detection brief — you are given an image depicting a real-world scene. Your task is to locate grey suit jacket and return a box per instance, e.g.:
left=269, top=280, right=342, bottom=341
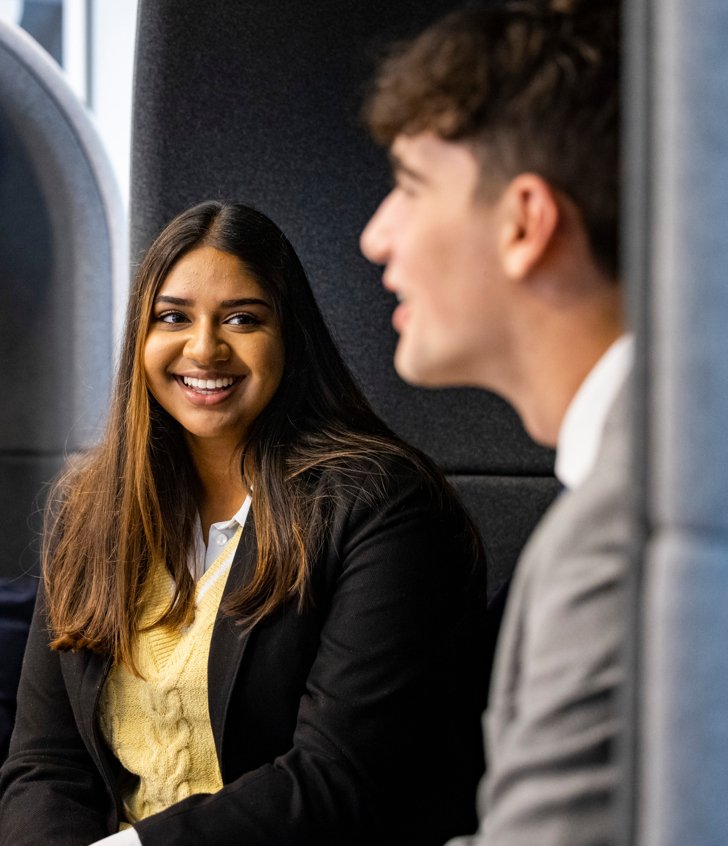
left=450, top=378, right=633, bottom=846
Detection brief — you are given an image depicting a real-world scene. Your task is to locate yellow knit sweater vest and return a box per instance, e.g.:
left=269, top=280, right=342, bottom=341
left=98, top=526, right=242, bottom=826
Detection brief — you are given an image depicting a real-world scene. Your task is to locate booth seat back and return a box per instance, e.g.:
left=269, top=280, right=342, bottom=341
left=131, top=0, right=558, bottom=600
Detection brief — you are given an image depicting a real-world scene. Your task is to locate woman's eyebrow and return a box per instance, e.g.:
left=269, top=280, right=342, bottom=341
left=155, top=295, right=190, bottom=305
left=153, top=295, right=272, bottom=308
left=220, top=298, right=272, bottom=309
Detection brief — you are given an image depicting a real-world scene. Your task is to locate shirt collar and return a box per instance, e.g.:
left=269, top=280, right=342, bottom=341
left=555, top=334, right=634, bottom=490
left=224, top=494, right=252, bottom=530
left=189, top=494, right=252, bottom=579
left=193, top=494, right=252, bottom=534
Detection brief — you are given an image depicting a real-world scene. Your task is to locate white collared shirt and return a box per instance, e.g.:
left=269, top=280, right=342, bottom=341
left=189, top=495, right=252, bottom=580
left=555, top=334, right=634, bottom=491
left=88, top=495, right=251, bottom=846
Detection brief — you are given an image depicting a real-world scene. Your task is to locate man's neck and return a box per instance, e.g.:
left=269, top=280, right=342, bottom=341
left=497, top=303, right=624, bottom=448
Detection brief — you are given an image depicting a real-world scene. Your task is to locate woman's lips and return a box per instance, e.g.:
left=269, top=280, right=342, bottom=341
left=174, top=375, right=243, bottom=406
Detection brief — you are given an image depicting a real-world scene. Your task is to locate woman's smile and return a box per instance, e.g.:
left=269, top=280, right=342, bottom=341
left=144, top=245, right=285, bottom=450
left=174, top=373, right=244, bottom=406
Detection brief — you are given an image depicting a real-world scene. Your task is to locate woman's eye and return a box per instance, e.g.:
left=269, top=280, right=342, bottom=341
left=226, top=312, right=261, bottom=327
left=157, top=310, right=187, bottom=324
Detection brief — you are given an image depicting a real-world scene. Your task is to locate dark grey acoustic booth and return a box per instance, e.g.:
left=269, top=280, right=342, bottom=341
left=131, top=0, right=559, bottom=606
left=0, top=0, right=559, bottom=771
left=0, top=18, right=125, bottom=757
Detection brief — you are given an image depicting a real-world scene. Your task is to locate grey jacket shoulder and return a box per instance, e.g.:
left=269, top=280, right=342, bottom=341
left=451, top=378, right=634, bottom=846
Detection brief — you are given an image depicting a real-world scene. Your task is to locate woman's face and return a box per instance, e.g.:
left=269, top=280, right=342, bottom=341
left=143, top=245, right=285, bottom=455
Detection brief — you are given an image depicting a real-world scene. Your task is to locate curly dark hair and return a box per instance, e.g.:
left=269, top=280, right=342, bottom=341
left=363, top=0, right=620, bottom=278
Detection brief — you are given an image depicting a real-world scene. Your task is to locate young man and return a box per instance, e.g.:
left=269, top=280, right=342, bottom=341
left=361, top=2, right=629, bottom=844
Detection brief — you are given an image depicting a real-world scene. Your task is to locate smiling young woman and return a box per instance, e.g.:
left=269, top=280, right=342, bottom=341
left=0, top=202, right=492, bottom=846
left=143, top=246, right=285, bottom=457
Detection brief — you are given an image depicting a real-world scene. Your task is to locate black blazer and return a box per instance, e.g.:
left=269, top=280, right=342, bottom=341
left=0, top=461, right=490, bottom=846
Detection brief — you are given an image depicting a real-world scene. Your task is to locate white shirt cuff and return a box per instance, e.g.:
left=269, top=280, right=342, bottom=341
left=89, top=829, right=142, bottom=846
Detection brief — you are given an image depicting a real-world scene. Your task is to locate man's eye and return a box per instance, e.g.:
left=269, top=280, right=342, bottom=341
left=394, top=177, right=417, bottom=198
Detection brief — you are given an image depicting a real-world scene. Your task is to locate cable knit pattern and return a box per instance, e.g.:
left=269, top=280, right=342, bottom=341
left=98, top=526, right=242, bottom=826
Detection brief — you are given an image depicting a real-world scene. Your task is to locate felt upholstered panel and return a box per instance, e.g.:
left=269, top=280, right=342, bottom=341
left=452, top=476, right=560, bottom=600
left=131, top=0, right=557, bottom=589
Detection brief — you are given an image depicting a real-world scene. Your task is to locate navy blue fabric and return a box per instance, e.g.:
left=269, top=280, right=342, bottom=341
left=0, top=577, right=37, bottom=762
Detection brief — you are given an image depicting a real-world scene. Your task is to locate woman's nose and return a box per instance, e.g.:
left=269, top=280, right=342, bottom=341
left=184, top=320, right=230, bottom=364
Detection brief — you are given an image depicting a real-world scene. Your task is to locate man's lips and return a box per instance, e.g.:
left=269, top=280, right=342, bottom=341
left=383, top=277, right=410, bottom=332
left=382, top=274, right=399, bottom=295
left=391, top=300, right=410, bottom=333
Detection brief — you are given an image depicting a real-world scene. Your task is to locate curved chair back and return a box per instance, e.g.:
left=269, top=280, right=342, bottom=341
left=0, top=17, right=125, bottom=759
left=0, top=18, right=126, bottom=579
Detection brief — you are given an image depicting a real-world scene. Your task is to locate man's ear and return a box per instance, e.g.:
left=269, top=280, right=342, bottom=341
left=499, top=173, right=560, bottom=279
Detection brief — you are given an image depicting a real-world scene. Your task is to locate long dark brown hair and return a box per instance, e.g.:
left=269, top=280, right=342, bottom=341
left=43, top=201, right=474, bottom=669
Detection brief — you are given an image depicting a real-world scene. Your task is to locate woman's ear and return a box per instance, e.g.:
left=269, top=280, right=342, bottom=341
left=499, top=173, right=560, bottom=279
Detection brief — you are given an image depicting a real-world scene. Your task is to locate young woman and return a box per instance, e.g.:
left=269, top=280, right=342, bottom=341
left=0, top=202, right=489, bottom=846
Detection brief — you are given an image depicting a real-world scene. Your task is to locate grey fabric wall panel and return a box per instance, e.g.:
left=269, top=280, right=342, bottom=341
left=131, top=0, right=556, bottom=586
left=0, top=20, right=125, bottom=577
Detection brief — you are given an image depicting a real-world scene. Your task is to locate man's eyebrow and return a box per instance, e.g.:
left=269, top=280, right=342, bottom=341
left=154, top=295, right=272, bottom=309
left=388, top=151, right=429, bottom=185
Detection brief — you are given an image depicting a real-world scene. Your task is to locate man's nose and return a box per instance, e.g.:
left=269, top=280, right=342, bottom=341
left=360, top=197, right=392, bottom=265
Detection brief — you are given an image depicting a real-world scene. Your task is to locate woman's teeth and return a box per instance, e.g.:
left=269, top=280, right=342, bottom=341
left=182, top=376, right=236, bottom=390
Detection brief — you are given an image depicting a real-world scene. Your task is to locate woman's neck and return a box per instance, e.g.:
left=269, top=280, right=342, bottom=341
left=186, top=438, right=249, bottom=538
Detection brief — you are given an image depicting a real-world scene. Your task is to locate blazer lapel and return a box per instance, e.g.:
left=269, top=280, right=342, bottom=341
left=207, top=514, right=259, bottom=761
left=61, top=647, right=117, bottom=790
